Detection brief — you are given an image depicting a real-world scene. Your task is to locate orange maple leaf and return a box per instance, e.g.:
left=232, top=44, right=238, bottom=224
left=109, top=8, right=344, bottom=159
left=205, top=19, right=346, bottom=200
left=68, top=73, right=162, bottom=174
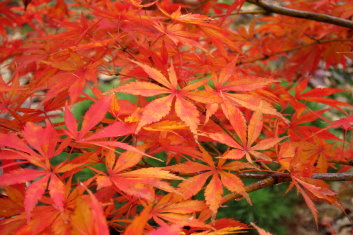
left=108, top=60, right=220, bottom=134
left=207, top=106, right=285, bottom=163
left=166, top=146, right=252, bottom=214
left=96, top=149, right=182, bottom=201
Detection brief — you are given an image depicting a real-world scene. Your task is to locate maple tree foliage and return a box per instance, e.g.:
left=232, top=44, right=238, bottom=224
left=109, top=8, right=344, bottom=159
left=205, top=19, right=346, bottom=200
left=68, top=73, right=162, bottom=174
left=0, top=0, right=353, bottom=234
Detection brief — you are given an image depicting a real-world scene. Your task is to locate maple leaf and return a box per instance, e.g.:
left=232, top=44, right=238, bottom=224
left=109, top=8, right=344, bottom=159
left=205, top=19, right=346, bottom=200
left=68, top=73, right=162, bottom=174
left=277, top=142, right=297, bottom=171
left=167, top=146, right=252, bottom=214
left=221, top=0, right=246, bottom=20
left=0, top=169, right=66, bottom=221
left=108, top=60, right=220, bottom=134
left=0, top=186, right=25, bottom=218
left=45, top=12, right=98, bottom=46
left=291, top=176, right=344, bottom=225
left=0, top=122, right=70, bottom=220
left=41, top=50, right=100, bottom=104
left=157, top=5, right=216, bottom=27
left=124, top=0, right=158, bottom=8
left=64, top=95, right=151, bottom=158
left=4, top=183, right=110, bottom=234
left=125, top=194, right=210, bottom=234
left=205, top=60, right=287, bottom=122
left=153, top=22, right=208, bottom=52
left=293, top=77, right=352, bottom=113
left=157, top=4, right=242, bottom=55
left=143, top=120, right=188, bottom=132
left=149, top=194, right=207, bottom=226
left=17, top=184, right=109, bottom=234
left=0, top=122, right=66, bottom=163
left=299, top=114, right=353, bottom=143
left=287, top=109, right=341, bottom=141
left=124, top=204, right=152, bottom=235
left=96, top=149, right=182, bottom=201
left=328, top=115, right=353, bottom=130
left=148, top=224, right=182, bottom=235
left=79, top=183, right=110, bottom=235
left=207, top=106, right=284, bottom=163
left=279, top=137, right=338, bottom=176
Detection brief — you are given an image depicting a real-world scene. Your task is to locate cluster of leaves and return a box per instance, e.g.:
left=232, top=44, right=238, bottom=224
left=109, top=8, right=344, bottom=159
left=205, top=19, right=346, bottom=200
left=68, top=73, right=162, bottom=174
left=0, top=0, right=353, bottom=234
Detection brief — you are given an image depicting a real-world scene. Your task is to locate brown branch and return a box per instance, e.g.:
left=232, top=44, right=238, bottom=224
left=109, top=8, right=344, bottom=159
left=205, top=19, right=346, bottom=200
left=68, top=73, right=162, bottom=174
left=195, top=104, right=273, bottom=171
left=246, top=0, right=353, bottom=29
left=313, top=172, right=353, bottom=181
left=222, top=176, right=280, bottom=204
left=223, top=172, right=353, bottom=204
left=237, top=172, right=288, bottom=179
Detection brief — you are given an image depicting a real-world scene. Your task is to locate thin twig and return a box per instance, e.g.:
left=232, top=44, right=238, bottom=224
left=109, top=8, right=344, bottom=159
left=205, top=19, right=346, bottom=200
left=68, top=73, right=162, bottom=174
left=222, top=176, right=279, bottom=204
left=212, top=10, right=267, bottom=18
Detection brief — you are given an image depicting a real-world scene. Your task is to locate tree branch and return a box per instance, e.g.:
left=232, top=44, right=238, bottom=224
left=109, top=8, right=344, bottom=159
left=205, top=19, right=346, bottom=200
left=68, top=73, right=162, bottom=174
left=222, top=176, right=280, bottom=204
left=223, top=172, right=353, bottom=204
left=246, top=0, right=353, bottom=29
left=312, top=172, right=353, bottom=181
